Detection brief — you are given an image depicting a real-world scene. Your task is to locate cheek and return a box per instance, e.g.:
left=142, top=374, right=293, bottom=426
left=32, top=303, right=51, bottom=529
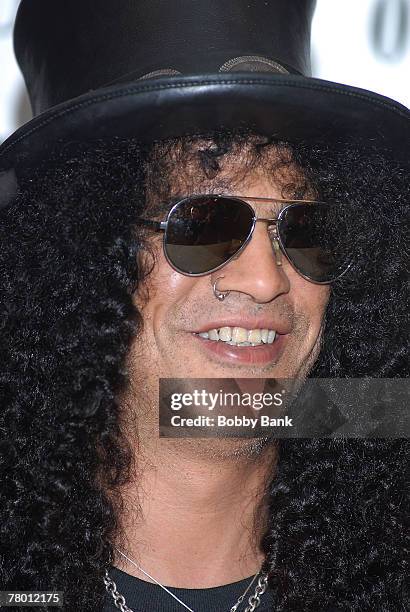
left=136, top=243, right=196, bottom=323
left=152, top=246, right=194, bottom=299
left=290, top=274, right=330, bottom=334
left=308, top=285, right=329, bottom=322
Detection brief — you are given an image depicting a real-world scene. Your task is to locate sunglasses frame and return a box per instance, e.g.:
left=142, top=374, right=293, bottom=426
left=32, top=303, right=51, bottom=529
left=135, top=194, right=351, bottom=284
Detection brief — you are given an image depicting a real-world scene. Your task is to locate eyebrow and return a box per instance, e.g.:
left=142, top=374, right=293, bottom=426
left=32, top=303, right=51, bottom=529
left=235, top=195, right=322, bottom=216
left=147, top=193, right=322, bottom=218
left=226, top=195, right=320, bottom=203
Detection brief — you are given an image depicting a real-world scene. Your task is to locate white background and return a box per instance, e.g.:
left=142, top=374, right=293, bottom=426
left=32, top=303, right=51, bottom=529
left=1, top=0, right=409, bottom=143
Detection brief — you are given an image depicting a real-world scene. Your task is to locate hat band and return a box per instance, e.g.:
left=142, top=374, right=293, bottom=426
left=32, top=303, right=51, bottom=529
left=218, top=55, right=290, bottom=74
left=100, top=55, right=293, bottom=88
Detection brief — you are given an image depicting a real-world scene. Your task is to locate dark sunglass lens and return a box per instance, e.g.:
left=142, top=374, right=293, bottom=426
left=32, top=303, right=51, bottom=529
left=278, top=204, right=347, bottom=283
left=165, top=196, right=254, bottom=274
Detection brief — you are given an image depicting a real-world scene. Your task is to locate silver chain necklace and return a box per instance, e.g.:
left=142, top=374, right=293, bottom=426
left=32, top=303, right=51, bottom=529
left=104, top=547, right=269, bottom=612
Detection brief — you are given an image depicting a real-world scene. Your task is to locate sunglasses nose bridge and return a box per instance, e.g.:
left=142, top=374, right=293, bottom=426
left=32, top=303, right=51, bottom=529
left=221, top=215, right=291, bottom=302
left=253, top=218, right=282, bottom=267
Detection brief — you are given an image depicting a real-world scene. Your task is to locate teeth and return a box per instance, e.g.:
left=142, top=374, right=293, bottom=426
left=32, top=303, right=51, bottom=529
left=232, top=327, right=248, bottom=343
left=208, top=329, right=219, bottom=341
left=219, top=327, right=232, bottom=341
left=196, top=326, right=277, bottom=346
left=268, top=330, right=276, bottom=343
left=248, top=329, right=261, bottom=343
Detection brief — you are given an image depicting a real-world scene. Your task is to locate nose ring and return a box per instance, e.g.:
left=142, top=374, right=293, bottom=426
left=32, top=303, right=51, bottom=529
left=213, top=276, right=230, bottom=301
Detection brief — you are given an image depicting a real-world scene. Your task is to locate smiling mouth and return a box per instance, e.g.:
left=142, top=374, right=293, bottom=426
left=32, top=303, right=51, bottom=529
left=192, top=327, right=285, bottom=366
left=193, top=326, right=277, bottom=347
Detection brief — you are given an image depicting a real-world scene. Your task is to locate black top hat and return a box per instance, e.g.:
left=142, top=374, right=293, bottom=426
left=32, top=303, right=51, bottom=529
left=0, top=0, right=408, bottom=205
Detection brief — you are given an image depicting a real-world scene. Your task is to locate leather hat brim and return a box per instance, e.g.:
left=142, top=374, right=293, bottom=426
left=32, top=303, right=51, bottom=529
left=0, top=73, right=408, bottom=180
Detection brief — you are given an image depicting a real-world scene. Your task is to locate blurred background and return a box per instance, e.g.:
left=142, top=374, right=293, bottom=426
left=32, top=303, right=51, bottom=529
left=1, top=0, right=409, bottom=144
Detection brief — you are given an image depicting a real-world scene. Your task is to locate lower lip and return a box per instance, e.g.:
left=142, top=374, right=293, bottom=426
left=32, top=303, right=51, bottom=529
left=191, top=333, right=286, bottom=365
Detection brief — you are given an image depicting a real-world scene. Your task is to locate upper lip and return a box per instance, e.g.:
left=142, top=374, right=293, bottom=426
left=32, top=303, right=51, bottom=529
left=191, top=316, right=291, bottom=335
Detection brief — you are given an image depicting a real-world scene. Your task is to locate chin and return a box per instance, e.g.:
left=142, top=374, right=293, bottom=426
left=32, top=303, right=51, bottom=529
left=165, top=436, right=277, bottom=461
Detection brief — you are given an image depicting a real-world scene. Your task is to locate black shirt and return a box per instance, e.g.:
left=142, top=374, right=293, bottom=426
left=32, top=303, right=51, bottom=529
left=103, top=566, right=275, bottom=611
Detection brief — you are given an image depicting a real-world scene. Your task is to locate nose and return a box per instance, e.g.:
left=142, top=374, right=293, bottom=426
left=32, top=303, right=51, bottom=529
left=211, top=221, right=290, bottom=302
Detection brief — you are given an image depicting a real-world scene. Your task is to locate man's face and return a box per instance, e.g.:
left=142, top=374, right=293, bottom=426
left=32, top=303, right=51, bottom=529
left=125, top=147, right=330, bottom=429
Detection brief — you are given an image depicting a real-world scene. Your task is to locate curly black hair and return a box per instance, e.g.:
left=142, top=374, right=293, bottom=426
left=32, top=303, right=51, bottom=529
left=0, top=129, right=408, bottom=611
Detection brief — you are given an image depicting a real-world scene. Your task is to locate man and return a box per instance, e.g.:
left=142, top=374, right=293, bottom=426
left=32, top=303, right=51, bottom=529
left=0, top=1, right=408, bottom=611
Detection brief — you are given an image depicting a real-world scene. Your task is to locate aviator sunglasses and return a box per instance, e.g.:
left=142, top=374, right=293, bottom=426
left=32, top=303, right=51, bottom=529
left=135, top=195, right=350, bottom=284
